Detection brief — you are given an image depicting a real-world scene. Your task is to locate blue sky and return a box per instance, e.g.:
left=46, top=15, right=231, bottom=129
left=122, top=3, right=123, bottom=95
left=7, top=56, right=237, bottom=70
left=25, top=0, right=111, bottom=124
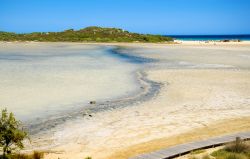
left=1, top=0, right=250, bottom=35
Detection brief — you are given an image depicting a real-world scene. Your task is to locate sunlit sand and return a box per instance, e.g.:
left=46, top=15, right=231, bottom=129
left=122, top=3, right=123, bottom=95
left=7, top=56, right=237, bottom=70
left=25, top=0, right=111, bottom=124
left=0, top=42, right=250, bottom=159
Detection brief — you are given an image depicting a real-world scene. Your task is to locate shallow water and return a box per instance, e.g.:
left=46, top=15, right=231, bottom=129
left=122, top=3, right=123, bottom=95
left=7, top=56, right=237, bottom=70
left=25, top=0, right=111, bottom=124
left=0, top=43, right=141, bottom=122
left=126, top=45, right=250, bottom=69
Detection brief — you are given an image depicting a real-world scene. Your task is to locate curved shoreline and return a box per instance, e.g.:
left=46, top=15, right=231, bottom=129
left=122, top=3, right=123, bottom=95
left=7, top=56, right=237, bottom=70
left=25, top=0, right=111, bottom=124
left=26, top=47, right=162, bottom=135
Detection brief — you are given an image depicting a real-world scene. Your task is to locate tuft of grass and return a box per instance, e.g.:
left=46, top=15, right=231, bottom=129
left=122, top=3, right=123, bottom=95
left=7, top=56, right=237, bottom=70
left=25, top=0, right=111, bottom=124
left=225, top=153, right=247, bottom=159
left=224, top=142, right=250, bottom=153
left=191, top=149, right=206, bottom=155
left=211, top=148, right=250, bottom=159
left=202, top=154, right=211, bottom=159
left=211, top=149, right=229, bottom=158
left=188, top=156, right=198, bottom=159
left=4, top=151, right=44, bottom=159
left=33, top=151, right=44, bottom=159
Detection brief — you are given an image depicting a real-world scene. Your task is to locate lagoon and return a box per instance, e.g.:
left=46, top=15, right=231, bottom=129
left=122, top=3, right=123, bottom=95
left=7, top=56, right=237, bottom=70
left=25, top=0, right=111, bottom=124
left=0, top=42, right=140, bottom=122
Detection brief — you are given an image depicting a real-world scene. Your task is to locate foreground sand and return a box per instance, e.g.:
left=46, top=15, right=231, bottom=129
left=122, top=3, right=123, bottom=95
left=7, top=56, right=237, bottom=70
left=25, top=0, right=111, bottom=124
left=42, top=68, right=250, bottom=159
left=9, top=42, right=247, bottom=159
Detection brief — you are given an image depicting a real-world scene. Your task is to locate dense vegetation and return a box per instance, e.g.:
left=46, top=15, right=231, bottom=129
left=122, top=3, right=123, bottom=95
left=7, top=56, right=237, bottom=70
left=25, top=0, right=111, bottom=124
left=0, top=26, right=173, bottom=43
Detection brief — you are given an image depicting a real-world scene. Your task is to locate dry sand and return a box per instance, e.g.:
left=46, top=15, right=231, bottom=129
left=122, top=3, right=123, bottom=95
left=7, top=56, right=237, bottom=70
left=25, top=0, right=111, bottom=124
left=3, top=42, right=248, bottom=159
left=37, top=43, right=250, bottom=159
left=42, top=69, right=250, bottom=159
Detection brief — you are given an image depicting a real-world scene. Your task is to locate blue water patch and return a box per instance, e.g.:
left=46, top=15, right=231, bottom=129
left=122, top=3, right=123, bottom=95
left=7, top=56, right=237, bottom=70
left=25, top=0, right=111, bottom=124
left=165, top=34, right=250, bottom=41
left=107, top=48, right=156, bottom=64
left=0, top=54, right=33, bottom=61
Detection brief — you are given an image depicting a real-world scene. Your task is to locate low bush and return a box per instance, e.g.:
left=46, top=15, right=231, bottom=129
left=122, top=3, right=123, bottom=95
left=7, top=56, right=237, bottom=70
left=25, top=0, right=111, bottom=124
left=224, top=142, right=250, bottom=153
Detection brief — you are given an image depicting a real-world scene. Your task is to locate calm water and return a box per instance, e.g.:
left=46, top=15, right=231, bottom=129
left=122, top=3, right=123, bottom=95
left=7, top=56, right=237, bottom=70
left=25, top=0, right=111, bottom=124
left=166, top=34, right=250, bottom=41
left=0, top=43, right=141, bottom=121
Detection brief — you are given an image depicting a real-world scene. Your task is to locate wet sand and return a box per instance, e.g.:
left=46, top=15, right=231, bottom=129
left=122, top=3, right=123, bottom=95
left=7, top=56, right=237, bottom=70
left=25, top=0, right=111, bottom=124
left=0, top=42, right=141, bottom=122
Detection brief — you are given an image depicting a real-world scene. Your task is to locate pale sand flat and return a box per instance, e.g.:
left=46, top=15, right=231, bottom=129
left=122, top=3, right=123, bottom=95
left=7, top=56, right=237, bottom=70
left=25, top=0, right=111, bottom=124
left=35, top=43, right=250, bottom=159
left=5, top=42, right=249, bottom=158
left=43, top=69, right=250, bottom=159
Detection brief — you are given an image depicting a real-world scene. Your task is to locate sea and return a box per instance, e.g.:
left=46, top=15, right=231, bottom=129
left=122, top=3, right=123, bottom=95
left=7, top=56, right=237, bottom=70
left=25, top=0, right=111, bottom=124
left=166, top=34, right=250, bottom=41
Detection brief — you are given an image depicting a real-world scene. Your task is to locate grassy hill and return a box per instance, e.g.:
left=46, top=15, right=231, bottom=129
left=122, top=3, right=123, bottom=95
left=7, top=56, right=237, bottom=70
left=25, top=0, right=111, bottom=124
left=0, top=26, right=173, bottom=43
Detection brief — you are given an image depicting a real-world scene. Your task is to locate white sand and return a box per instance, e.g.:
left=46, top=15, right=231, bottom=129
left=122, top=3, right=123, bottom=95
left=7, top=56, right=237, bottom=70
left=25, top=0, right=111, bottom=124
left=22, top=43, right=250, bottom=159
left=1, top=42, right=250, bottom=159
left=40, top=69, right=250, bottom=159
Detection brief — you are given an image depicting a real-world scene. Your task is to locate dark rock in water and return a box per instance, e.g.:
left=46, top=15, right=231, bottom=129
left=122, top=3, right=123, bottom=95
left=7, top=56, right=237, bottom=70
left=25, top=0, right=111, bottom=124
left=90, top=101, right=96, bottom=104
left=220, top=39, right=241, bottom=42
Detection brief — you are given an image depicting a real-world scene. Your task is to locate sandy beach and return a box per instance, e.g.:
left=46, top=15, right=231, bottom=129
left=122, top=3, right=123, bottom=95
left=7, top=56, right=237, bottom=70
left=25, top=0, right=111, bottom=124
left=1, top=41, right=250, bottom=159
left=2, top=0, right=250, bottom=158
left=43, top=68, right=250, bottom=159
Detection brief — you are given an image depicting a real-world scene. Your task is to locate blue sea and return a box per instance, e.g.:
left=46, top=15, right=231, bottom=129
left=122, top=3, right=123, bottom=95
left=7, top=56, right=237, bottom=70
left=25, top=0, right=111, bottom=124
left=166, top=35, right=250, bottom=41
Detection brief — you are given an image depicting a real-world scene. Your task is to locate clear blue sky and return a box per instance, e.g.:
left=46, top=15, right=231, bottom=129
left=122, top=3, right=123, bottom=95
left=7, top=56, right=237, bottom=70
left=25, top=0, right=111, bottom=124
left=1, top=0, right=250, bottom=35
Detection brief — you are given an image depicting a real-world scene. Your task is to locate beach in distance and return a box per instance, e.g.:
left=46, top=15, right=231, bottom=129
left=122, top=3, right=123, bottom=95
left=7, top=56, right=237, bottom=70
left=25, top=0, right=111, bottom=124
left=0, top=41, right=249, bottom=159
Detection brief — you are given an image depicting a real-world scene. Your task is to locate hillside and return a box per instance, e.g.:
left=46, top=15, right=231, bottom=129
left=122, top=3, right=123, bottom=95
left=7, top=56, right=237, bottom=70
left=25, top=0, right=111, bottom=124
left=0, top=26, right=173, bottom=43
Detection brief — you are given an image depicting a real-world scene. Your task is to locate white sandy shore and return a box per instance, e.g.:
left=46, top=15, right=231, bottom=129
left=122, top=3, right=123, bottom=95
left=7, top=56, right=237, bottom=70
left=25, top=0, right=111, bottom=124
left=1, top=42, right=250, bottom=159
left=174, top=40, right=250, bottom=45
left=23, top=43, right=249, bottom=159
left=41, top=69, right=250, bottom=159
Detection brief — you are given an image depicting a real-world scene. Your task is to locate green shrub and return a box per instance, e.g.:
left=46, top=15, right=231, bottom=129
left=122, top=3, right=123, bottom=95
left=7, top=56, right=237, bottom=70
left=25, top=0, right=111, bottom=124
left=0, top=109, right=28, bottom=157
